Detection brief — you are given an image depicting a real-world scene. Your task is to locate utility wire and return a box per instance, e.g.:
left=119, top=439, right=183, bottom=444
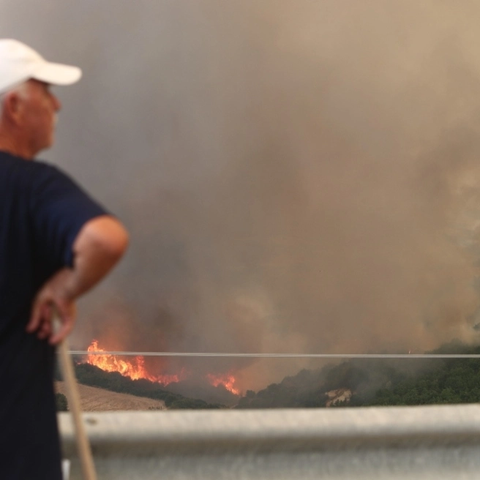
left=69, top=351, right=480, bottom=359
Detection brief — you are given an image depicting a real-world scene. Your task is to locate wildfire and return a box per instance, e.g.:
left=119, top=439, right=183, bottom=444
left=86, top=340, right=179, bottom=386
left=207, top=373, right=241, bottom=396
left=85, top=340, right=241, bottom=396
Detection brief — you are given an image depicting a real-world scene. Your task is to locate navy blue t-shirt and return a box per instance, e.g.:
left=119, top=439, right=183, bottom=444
left=0, top=151, right=107, bottom=479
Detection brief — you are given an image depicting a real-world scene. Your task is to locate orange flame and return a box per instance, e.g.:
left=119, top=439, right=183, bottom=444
left=86, top=340, right=179, bottom=385
left=206, top=373, right=241, bottom=395
left=86, top=340, right=241, bottom=395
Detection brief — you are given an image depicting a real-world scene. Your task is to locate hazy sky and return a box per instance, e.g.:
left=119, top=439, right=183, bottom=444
left=3, top=1, right=480, bottom=388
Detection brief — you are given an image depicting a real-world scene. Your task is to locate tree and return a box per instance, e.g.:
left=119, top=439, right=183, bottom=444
left=55, top=393, right=68, bottom=411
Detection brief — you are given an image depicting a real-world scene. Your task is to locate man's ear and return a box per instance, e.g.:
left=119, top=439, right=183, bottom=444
left=2, top=91, right=23, bottom=125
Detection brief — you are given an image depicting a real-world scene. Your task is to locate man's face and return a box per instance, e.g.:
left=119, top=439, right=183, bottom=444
left=19, top=79, right=61, bottom=155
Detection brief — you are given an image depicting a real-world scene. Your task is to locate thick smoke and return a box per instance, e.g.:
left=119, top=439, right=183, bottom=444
left=3, top=0, right=480, bottom=389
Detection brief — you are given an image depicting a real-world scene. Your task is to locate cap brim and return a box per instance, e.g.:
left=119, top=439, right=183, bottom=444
left=32, top=61, right=82, bottom=86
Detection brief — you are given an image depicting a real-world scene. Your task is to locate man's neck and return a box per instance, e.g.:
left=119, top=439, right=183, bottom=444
left=0, top=134, right=34, bottom=160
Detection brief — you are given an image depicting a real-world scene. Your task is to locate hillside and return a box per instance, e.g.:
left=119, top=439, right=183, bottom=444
left=70, top=363, right=226, bottom=409
left=236, top=341, right=480, bottom=409
left=66, top=341, right=480, bottom=410
left=55, top=382, right=166, bottom=411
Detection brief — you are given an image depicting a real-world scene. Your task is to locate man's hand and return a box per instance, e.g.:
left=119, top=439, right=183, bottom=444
left=26, top=268, right=77, bottom=345
left=26, top=216, right=128, bottom=345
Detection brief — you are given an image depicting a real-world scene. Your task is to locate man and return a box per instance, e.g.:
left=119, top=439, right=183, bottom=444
left=0, top=39, right=129, bottom=479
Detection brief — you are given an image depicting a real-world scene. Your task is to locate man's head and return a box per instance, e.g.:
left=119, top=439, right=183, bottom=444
left=0, top=39, right=81, bottom=159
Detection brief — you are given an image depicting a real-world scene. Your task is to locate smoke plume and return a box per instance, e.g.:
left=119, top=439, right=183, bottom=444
left=3, top=0, right=480, bottom=389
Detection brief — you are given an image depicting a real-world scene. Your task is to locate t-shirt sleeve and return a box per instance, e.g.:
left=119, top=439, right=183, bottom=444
left=29, top=164, right=108, bottom=268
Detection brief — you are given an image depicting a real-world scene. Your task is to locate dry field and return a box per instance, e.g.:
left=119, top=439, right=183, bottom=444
left=55, top=382, right=166, bottom=411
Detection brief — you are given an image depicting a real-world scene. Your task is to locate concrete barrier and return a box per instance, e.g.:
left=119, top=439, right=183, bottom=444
left=59, top=405, right=480, bottom=479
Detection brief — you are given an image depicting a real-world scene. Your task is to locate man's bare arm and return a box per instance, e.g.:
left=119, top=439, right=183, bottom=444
left=26, top=215, right=129, bottom=344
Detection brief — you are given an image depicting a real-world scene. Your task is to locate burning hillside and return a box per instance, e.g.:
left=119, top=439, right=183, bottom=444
left=86, top=340, right=181, bottom=385
left=84, top=340, right=242, bottom=399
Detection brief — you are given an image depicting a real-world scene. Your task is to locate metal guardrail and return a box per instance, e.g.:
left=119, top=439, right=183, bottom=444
left=59, top=405, right=480, bottom=479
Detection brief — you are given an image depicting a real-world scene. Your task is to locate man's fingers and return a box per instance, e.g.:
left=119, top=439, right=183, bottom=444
left=49, top=315, right=74, bottom=345
left=26, top=300, right=44, bottom=333
left=27, top=294, right=76, bottom=343
left=37, top=320, right=52, bottom=340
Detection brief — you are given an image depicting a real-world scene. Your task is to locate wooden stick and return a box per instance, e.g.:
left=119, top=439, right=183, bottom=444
left=58, top=334, right=97, bottom=480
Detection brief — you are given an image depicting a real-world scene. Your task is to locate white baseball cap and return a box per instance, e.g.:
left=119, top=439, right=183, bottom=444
left=0, top=39, right=81, bottom=94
